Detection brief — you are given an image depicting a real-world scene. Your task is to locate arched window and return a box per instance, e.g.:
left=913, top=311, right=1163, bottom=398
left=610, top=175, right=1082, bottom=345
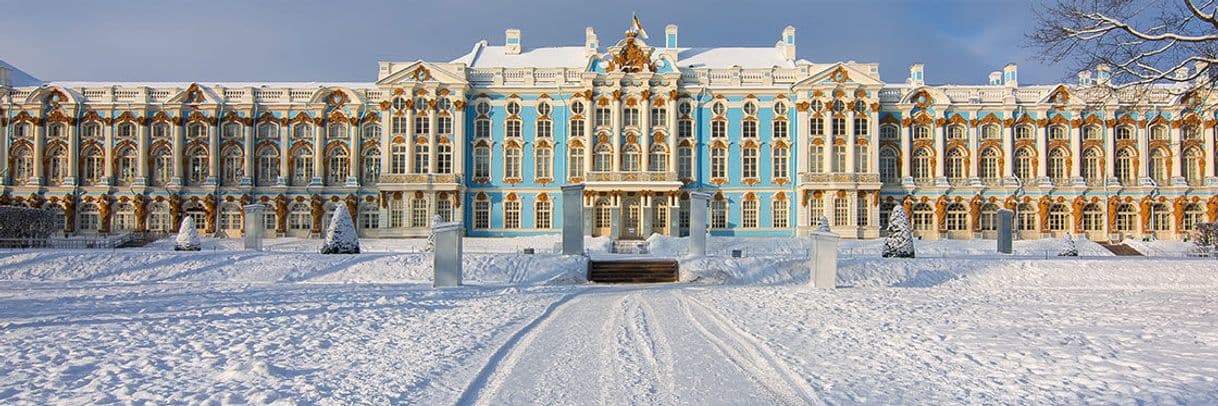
left=362, top=147, right=380, bottom=184
left=911, top=203, right=933, bottom=231
left=1184, top=147, right=1203, bottom=185
left=148, top=203, right=171, bottom=232
left=1082, top=204, right=1103, bottom=231
left=114, top=146, right=137, bottom=186
left=257, top=123, right=277, bottom=139
left=832, top=143, right=848, bottom=173
left=1183, top=204, right=1205, bottom=231
left=568, top=146, right=585, bottom=179
left=221, top=145, right=243, bottom=186
left=1150, top=125, right=1168, bottom=141
left=594, top=143, right=613, bottom=173
left=437, top=143, right=453, bottom=174
left=326, top=146, right=349, bottom=186
left=413, top=142, right=430, bottom=174
left=290, top=145, right=313, bottom=186
left=10, top=145, right=33, bottom=185
left=220, top=204, right=243, bottom=231
left=947, top=125, right=965, bottom=140
left=979, top=148, right=1000, bottom=183
left=741, top=198, right=758, bottom=228
left=473, top=195, right=490, bottom=229
left=945, top=203, right=967, bottom=231
left=1149, top=203, right=1170, bottom=231
left=150, top=145, right=172, bottom=186
left=1048, top=125, right=1067, bottom=140
left=1082, top=148, right=1102, bottom=184
left=945, top=148, right=965, bottom=181
left=293, top=123, right=312, bottom=139
left=649, top=144, right=668, bottom=173
left=1149, top=148, right=1169, bottom=185
left=80, top=145, right=104, bottom=185
left=1115, top=148, right=1136, bottom=186
left=854, top=144, right=869, bottom=173
left=113, top=202, right=135, bottom=232
left=535, top=199, right=552, bottom=229
left=256, top=145, right=280, bottom=186
left=742, top=146, right=758, bottom=179
left=979, top=204, right=999, bottom=231
left=879, top=147, right=898, bottom=183
left=1048, top=204, right=1069, bottom=231
left=809, top=144, right=824, bottom=173
left=359, top=204, right=379, bottom=230
left=1017, top=203, right=1036, bottom=231
left=1014, top=125, right=1033, bottom=140
left=911, top=148, right=932, bottom=182
left=1114, top=204, right=1136, bottom=232
left=880, top=125, right=897, bottom=140
left=710, top=146, right=727, bottom=179
left=913, top=125, right=930, bottom=140
left=410, top=197, right=429, bottom=228
left=504, top=144, right=522, bottom=180
left=982, top=124, right=1000, bottom=140
left=78, top=203, right=99, bottom=232
left=1013, top=148, right=1034, bottom=182
left=288, top=203, right=312, bottom=231
left=473, top=146, right=491, bottom=179
left=45, top=145, right=68, bottom=185
left=677, top=146, right=693, bottom=180
left=711, top=199, right=728, bottom=229
left=772, top=198, right=789, bottom=228
left=186, top=146, right=209, bottom=185
left=535, top=146, right=553, bottom=180
left=621, top=143, right=641, bottom=172
left=503, top=198, right=521, bottom=229
left=1047, top=148, right=1068, bottom=183
left=772, top=146, right=788, bottom=179
left=1115, top=126, right=1133, bottom=140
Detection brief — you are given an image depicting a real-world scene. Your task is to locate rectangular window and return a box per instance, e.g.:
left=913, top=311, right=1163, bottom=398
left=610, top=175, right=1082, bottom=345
left=810, top=117, right=823, bottom=136
left=678, top=120, right=692, bottom=138
left=437, top=116, right=452, bottom=135
left=678, top=147, right=693, bottom=180
left=710, top=148, right=727, bottom=179
left=772, top=200, right=789, bottom=228
left=711, top=120, right=726, bottom=138
left=537, top=120, right=552, bottom=138
left=650, top=108, right=667, bottom=126
left=569, top=119, right=584, bottom=138
left=474, top=200, right=490, bottom=229
left=623, top=108, right=640, bottom=127
left=392, top=116, right=408, bottom=135
left=475, top=119, right=491, bottom=139
left=832, top=118, right=846, bottom=136
left=772, top=120, right=787, bottom=139
left=410, top=199, right=429, bottom=228
left=856, top=196, right=869, bottom=227
left=360, top=209, right=379, bottom=229
left=834, top=198, right=849, bottom=226
left=436, top=199, right=453, bottom=223
left=536, top=201, right=552, bottom=229
left=504, top=201, right=521, bottom=229
left=742, top=201, right=758, bottom=228
left=414, top=116, right=429, bottom=136
left=742, top=120, right=757, bottom=138
left=506, top=120, right=521, bottom=138
left=742, top=148, right=758, bottom=179
left=389, top=199, right=405, bottom=228
left=853, top=118, right=868, bottom=136
left=595, top=108, right=611, bottom=128
left=711, top=201, right=727, bottom=229
left=773, top=148, right=788, bottom=179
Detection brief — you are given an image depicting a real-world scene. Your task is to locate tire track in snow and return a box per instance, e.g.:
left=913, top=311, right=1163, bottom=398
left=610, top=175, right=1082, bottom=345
left=673, top=291, right=821, bottom=405
left=455, top=288, right=587, bottom=405
left=603, top=293, right=675, bottom=404
left=636, top=292, right=679, bottom=401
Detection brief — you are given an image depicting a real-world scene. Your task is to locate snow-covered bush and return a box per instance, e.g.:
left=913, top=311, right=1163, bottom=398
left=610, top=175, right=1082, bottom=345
left=0, top=207, right=59, bottom=239
left=1193, top=222, right=1218, bottom=253
left=882, top=206, right=915, bottom=258
left=1058, top=233, right=1078, bottom=256
left=815, top=215, right=831, bottom=233
left=320, top=208, right=360, bottom=254
left=175, top=216, right=201, bottom=251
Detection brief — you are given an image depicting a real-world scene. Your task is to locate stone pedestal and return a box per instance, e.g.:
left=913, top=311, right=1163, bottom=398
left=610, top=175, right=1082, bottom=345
left=242, top=204, right=265, bottom=251
left=809, top=231, right=840, bottom=289
left=561, top=184, right=585, bottom=256
left=432, top=221, right=463, bottom=288
left=688, top=191, right=711, bottom=257
left=997, top=208, right=1014, bottom=254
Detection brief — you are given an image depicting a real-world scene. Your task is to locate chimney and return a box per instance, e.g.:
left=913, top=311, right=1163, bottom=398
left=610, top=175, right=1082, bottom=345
left=989, top=71, right=1002, bottom=86
left=1078, top=70, right=1092, bottom=86
left=505, top=28, right=522, bottom=55
left=1002, top=63, right=1018, bottom=87
left=909, top=64, right=924, bottom=86
left=666, top=24, right=678, bottom=49
left=1096, top=63, right=1111, bottom=85
left=781, top=26, right=796, bottom=61
left=585, top=27, right=598, bottom=56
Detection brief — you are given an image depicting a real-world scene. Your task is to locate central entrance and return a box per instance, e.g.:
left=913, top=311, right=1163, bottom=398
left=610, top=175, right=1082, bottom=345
left=620, top=196, right=642, bottom=240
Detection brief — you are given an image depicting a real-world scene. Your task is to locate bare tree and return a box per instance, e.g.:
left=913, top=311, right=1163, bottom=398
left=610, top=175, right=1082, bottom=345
left=1030, top=0, right=1218, bottom=94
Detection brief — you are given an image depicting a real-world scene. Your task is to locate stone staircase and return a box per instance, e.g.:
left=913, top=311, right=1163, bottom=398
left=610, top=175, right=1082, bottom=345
left=1100, top=243, right=1143, bottom=256
left=588, top=259, right=679, bottom=283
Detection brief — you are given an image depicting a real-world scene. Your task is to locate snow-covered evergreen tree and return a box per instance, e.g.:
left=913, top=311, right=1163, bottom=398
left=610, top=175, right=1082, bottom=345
left=815, top=215, right=831, bottom=233
left=320, top=208, right=360, bottom=254
left=175, top=216, right=201, bottom=251
left=882, top=206, right=915, bottom=258
left=1058, top=233, right=1078, bottom=257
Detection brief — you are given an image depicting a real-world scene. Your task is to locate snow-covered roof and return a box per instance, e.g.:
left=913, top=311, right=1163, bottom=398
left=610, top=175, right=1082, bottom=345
left=0, top=58, right=42, bottom=87
left=452, top=43, right=589, bottom=69
left=42, top=81, right=377, bottom=89
left=674, top=47, right=794, bottom=69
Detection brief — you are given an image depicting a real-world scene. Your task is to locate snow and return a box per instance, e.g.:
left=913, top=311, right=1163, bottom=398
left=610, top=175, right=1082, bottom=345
left=452, top=45, right=590, bottom=69
left=174, top=216, right=200, bottom=251
left=0, top=58, right=42, bottom=87
left=883, top=206, right=915, bottom=258
left=319, top=209, right=359, bottom=254
left=676, top=47, right=794, bottom=69
left=1, top=236, right=1216, bottom=403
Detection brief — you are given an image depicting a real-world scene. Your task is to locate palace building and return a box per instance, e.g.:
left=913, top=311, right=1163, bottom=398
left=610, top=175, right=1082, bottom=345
left=1, top=21, right=1216, bottom=242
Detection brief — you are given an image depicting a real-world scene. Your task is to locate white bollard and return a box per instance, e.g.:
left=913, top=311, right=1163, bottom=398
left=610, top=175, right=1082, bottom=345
left=809, top=231, right=839, bottom=289
left=433, top=221, right=463, bottom=288
left=688, top=191, right=711, bottom=257
left=242, top=204, right=265, bottom=251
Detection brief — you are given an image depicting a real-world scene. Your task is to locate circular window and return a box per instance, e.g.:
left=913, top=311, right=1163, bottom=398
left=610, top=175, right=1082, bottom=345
left=571, top=101, right=585, bottom=115
left=773, top=101, right=787, bottom=115
left=832, top=100, right=845, bottom=112
left=712, top=102, right=726, bottom=116
left=437, top=98, right=451, bottom=111
left=854, top=100, right=867, bottom=113
left=475, top=101, right=491, bottom=115
left=742, top=101, right=757, bottom=116
left=506, top=101, right=521, bottom=115
left=678, top=101, right=692, bottom=115
left=811, top=100, right=823, bottom=112
left=537, top=102, right=552, bottom=116
left=392, top=97, right=407, bottom=111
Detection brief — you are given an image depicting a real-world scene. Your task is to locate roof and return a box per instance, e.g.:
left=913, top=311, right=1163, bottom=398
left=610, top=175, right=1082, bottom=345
left=450, top=40, right=797, bottom=70
left=0, top=58, right=42, bottom=87
left=674, top=47, right=794, bottom=69
left=40, top=81, right=377, bottom=89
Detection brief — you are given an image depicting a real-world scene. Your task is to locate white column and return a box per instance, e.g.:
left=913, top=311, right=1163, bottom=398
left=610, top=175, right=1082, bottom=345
left=278, top=120, right=289, bottom=185
left=312, top=121, right=323, bottom=184
left=1137, top=124, right=1149, bottom=180
left=1035, top=124, right=1048, bottom=180
left=102, top=120, right=114, bottom=184
left=667, top=95, right=677, bottom=174
left=66, top=123, right=79, bottom=185
left=209, top=121, right=220, bottom=184
left=933, top=121, right=945, bottom=178
left=640, top=96, right=651, bottom=172
left=1002, top=124, right=1014, bottom=179
left=429, top=108, right=438, bottom=174
left=381, top=113, right=392, bottom=178
left=453, top=99, right=466, bottom=179
left=347, top=118, right=360, bottom=185
left=583, top=99, right=593, bottom=175
left=900, top=122, right=912, bottom=178
left=796, top=105, right=808, bottom=174
left=135, top=120, right=148, bottom=186
left=845, top=112, right=856, bottom=173
left=1206, top=125, right=1216, bottom=183
left=243, top=121, right=254, bottom=185
left=1069, top=123, right=1082, bottom=179
left=611, top=95, right=621, bottom=172
left=32, top=123, right=45, bottom=186
left=1170, top=125, right=1184, bottom=184
left=405, top=108, right=416, bottom=174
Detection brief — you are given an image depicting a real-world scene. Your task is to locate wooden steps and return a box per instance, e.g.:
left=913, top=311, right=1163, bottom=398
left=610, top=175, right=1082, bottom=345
left=588, top=259, right=679, bottom=284
left=1100, top=243, right=1143, bottom=256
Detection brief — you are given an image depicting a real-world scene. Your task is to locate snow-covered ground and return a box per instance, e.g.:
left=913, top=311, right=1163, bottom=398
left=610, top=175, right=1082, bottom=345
left=1, top=236, right=1216, bottom=403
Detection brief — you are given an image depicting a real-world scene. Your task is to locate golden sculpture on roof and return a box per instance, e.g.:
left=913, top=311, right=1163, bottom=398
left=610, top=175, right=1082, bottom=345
left=607, top=31, right=655, bottom=73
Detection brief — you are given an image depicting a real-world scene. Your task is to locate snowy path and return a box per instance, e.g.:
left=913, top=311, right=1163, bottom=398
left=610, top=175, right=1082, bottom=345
left=460, top=287, right=819, bottom=405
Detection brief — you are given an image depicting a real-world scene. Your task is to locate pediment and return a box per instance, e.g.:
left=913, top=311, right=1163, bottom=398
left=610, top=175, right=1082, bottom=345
left=792, top=63, right=884, bottom=89
left=375, top=61, right=466, bottom=86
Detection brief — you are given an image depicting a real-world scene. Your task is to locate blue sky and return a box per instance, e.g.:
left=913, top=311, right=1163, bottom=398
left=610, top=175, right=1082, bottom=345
left=0, top=0, right=1063, bottom=85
